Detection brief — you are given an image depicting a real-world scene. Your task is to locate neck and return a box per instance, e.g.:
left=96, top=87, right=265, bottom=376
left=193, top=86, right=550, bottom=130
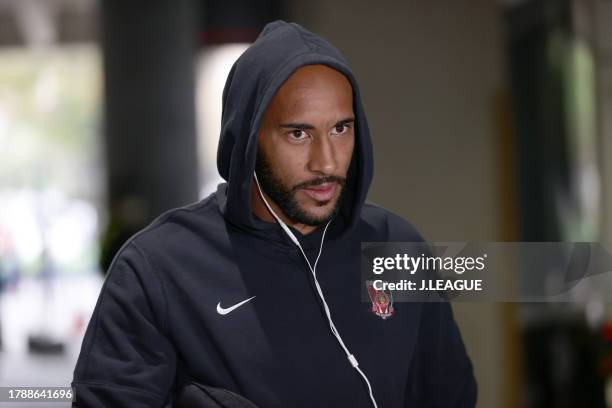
left=250, top=179, right=318, bottom=235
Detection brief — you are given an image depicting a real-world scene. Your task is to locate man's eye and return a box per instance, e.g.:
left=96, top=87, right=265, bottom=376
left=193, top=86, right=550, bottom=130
left=289, top=130, right=307, bottom=140
left=332, top=123, right=350, bottom=135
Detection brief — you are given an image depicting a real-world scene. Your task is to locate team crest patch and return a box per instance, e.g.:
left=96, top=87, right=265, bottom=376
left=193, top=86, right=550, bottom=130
left=366, top=281, right=395, bottom=320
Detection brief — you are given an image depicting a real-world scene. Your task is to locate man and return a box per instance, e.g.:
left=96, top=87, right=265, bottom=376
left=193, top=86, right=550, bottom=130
left=72, top=20, right=477, bottom=407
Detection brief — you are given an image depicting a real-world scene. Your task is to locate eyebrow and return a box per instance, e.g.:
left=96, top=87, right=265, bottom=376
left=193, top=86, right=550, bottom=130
left=279, top=117, right=355, bottom=130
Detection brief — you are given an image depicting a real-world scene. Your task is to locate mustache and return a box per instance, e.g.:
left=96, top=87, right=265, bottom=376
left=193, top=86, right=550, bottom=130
left=291, top=175, right=346, bottom=192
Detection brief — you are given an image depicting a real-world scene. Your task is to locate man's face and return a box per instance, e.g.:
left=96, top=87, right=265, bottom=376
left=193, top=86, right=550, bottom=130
left=256, top=64, right=355, bottom=227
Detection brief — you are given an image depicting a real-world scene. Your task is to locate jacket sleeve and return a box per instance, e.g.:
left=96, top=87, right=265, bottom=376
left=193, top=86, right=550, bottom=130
left=72, top=241, right=177, bottom=407
left=404, top=301, right=478, bottom=407
left=381, top=210, right=477, bottom=406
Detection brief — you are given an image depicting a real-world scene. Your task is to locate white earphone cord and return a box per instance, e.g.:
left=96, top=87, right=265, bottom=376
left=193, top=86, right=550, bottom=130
left=254, top=173, right=378, bottom=408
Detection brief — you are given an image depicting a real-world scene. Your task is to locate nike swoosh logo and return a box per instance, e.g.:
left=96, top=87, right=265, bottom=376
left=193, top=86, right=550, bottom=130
left=216, top=296, right=256, bottom=315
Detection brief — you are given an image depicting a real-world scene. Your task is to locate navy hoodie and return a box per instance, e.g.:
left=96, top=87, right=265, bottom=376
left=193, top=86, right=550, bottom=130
left=72, top=20, right=477, bottom=408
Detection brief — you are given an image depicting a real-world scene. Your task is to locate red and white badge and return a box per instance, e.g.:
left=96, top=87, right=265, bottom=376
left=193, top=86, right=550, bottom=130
left=366, top=281, right=395, bottom=320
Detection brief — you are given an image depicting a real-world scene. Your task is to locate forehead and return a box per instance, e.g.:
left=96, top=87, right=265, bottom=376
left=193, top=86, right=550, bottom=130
left=267, top=65, right=354, bottom=120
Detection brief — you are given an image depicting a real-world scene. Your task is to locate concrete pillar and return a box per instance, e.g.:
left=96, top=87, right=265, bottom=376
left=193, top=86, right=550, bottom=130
left=100, top=0, right=199, bottom=267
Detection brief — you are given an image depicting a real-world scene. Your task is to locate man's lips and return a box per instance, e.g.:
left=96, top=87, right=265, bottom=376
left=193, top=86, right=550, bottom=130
left=301, top=183, right=337, bottom=201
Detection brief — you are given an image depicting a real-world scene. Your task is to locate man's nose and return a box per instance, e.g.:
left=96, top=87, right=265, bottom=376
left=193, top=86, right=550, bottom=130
left=307, top=134, right=337, bottom=174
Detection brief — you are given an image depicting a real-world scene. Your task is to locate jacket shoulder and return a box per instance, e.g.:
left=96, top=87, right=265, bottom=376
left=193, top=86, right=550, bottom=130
left=113, top=192, right=224, bottom=265
left=359, top=201, right=427, bottom=242
left=148, top=190, right=221, bottom=232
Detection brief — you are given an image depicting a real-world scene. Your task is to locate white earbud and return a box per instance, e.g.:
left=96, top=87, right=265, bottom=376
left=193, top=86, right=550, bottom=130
left=252, top=171, right=378, bottom=408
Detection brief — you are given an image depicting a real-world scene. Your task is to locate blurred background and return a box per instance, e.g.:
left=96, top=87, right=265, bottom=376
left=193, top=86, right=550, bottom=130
left=0, top=0, right=611, bottom=407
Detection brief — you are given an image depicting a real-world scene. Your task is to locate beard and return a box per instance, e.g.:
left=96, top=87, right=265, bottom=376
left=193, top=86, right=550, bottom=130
left=254, top=149, right=346, bottom=227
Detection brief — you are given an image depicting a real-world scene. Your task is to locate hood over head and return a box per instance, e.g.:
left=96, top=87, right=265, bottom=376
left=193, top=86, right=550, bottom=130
left=216, top=20, right=373, bottom=243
